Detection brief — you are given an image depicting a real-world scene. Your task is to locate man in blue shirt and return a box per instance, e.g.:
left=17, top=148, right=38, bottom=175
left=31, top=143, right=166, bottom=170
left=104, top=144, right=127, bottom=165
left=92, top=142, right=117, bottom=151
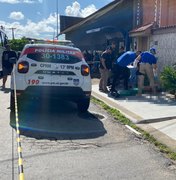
left=135, top=48, right=157, bottom=96
left=110, top=51, right=141, bottom=93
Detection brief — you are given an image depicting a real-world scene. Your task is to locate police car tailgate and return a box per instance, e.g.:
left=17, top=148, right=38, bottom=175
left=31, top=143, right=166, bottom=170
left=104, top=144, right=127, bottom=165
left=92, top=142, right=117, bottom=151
left=25, top=60, right=52, bottom=86
left=50, top=62, right=83, bottom=87
left=25, top=61, right=84, bottom=87
left=23, top=46, right=84, bottom=87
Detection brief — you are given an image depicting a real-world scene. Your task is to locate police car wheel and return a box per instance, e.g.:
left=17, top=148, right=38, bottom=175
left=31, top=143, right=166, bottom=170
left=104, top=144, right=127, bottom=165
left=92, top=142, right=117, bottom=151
left=77, top=98, right=90, bottom=113
left=10, top=93, right=23, bottom=112
left=10, top=93, right=15, bottom=112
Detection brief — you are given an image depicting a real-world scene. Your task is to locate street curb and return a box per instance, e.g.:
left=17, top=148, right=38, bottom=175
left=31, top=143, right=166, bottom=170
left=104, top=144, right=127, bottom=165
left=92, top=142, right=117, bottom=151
left=125, top=125, right=141, bottom=135
left=137, top=116, right=176, bottom=124
left=92, top=91, right=143, bottom=123
left=91, top=92, right=176, bottom=152
left=92, top=90, right=176, bottom=124
left=91, top=80, right=176, bottom=152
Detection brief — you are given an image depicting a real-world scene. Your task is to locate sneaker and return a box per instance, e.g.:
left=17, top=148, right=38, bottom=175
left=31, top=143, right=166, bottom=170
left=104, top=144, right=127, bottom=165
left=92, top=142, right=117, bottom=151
left=102, top=89, right=109, bottom=93
left=110, top=89, right=117, bottom=94
left=110, top=91, right=120, bottom=97
left=115, top=92, right=120, bottom=98
left=1, top=85, right=5, bottom=90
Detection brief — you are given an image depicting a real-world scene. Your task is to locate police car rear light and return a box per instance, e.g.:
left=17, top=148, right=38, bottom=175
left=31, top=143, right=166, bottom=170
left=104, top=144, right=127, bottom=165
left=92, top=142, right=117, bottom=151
left=18, top=61, right=29, bottom=73
left=81, top=65, right=90, bottom=76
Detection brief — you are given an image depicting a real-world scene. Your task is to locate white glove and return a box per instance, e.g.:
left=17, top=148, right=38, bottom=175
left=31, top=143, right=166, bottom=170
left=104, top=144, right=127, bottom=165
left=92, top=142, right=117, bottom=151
left=133, top=59, right=139, bottom=68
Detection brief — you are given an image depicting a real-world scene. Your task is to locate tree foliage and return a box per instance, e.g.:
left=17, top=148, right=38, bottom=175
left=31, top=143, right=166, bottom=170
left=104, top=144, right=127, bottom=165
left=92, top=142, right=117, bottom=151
left=9, top=37, right=28, bottom=51
left=160, top=66, right=176, bottom=95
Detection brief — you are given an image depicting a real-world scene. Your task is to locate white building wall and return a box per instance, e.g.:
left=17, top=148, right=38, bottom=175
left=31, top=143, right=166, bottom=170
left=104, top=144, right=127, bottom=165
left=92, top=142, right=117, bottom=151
left=150, top=31, right=176, bottom=74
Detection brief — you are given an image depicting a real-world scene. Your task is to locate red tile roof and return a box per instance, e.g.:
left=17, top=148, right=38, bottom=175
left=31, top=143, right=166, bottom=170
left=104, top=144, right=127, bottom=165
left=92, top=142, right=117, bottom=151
left=130, top=23, right=154, bottom=33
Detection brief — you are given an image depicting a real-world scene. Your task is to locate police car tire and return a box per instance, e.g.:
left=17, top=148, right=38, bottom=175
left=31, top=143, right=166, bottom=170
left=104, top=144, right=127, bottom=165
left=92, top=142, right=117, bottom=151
left=77, top=98, right=90, bottom=113
left=10, top=93, right=22, bottom=112
left=10, top=93, right=15, bottom=112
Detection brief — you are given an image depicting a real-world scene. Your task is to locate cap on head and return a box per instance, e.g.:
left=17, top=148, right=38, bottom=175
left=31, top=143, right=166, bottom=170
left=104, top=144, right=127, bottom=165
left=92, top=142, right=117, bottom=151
left=106, top=46, right=113, bottom=51
left=5, top=44, right=10, bottom=48
left=30, top=40, right=35, bottom=44
left=120, top=46, right=124, bottom=50
left=150, top=47, right=156, bottom=54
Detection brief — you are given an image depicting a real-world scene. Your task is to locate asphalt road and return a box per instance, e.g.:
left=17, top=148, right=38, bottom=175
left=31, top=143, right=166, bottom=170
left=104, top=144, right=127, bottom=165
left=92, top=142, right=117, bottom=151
left=0, top=85, right=176, bottom=180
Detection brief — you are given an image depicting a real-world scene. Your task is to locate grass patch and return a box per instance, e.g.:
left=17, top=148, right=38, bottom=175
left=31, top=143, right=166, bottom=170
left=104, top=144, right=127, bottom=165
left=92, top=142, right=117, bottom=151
left=91, top=96, right=176, bottom=161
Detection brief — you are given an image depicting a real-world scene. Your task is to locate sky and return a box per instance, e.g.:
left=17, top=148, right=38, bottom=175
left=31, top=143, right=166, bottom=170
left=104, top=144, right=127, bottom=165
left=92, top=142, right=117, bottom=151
left=0, top=0, right=114, bottom=40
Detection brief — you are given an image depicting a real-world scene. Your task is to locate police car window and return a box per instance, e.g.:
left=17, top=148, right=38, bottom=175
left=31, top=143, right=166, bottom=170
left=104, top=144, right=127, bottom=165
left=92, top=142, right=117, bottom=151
left=27, top=53, right=82, bottom=64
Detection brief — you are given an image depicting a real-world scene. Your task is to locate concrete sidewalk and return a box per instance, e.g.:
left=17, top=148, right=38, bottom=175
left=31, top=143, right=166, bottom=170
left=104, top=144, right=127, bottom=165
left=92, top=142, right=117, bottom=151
left=91, top=80, right=176, bottom=151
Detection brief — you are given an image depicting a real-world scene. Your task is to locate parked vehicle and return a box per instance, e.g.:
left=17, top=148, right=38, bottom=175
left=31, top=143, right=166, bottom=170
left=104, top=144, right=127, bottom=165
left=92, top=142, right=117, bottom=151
left=10, top=43, right=91, bottom=112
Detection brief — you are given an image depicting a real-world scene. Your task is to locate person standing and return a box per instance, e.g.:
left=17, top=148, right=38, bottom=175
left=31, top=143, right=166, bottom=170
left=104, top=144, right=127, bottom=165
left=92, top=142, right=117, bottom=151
left=92, top=51, right=100, bottom=73
left=111, top=41, right=118, bottom=62
left=1, top=44, right=17, bottom=89
left=134, top=48, right=157, bottom=96
left=117, top=46, right=125, bottom=58
left=83, top=50, right=92, bottom=63
left=99, top=46, right=113, bottom=93
left=107, top=41, right=117, bottom=86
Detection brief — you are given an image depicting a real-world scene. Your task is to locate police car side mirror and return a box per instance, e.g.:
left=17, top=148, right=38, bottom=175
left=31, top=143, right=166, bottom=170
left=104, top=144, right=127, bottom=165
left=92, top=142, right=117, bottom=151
left=9, top=57, right=17, bottom=64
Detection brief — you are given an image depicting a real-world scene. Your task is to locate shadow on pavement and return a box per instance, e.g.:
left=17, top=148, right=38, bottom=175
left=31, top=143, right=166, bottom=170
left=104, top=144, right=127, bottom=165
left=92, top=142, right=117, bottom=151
left=108, top=92, right=176, bottom=106
left=0, top=87, right=11, bottom=93
left=10, top=99, right=107, bottom=140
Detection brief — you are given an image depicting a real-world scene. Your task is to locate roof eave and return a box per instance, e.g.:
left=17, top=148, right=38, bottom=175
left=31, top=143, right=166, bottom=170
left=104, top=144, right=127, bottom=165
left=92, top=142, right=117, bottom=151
left=60, top=0, right=124, bottom=34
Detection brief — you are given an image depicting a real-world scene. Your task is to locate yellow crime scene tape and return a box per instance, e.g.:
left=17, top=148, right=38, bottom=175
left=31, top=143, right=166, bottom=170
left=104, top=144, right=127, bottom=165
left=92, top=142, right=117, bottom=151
left=12, top=64, right=25, bottom=180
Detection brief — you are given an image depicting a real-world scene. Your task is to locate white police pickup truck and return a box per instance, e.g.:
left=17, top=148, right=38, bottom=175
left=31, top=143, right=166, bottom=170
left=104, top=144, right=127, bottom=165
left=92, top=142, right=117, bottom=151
left=10, top=44, right=91, bottom=112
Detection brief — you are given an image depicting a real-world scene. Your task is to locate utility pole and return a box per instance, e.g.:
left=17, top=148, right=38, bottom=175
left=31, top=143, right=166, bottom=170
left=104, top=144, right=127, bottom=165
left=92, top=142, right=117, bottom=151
left=56, top=0, right=58, bottom=39
left=9, top=27, right=16, bottom=40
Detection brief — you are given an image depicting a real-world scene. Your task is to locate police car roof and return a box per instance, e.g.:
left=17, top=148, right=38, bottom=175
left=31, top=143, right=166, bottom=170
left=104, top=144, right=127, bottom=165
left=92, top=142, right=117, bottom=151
left=24, top=43, right=80, bottom=51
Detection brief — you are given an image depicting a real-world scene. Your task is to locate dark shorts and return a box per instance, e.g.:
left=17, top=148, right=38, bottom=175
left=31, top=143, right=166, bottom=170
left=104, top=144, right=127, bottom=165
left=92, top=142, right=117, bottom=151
left=2, top=67, right=12, bottom=76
